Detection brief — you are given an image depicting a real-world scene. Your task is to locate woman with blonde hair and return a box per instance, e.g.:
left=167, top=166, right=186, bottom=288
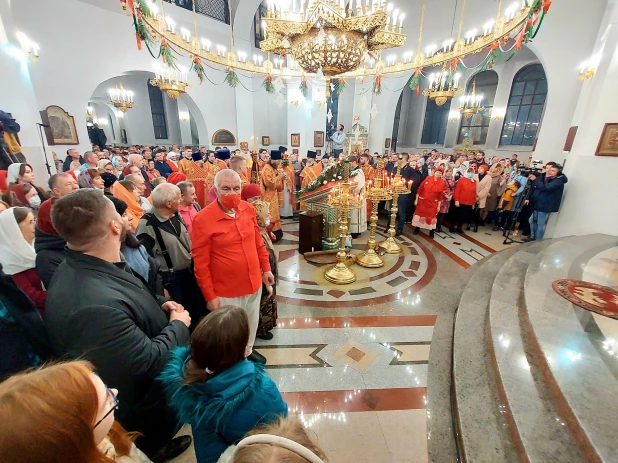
left=0, top=361, right=150, bottom=462
left=221, top=417, right=328, bottom=463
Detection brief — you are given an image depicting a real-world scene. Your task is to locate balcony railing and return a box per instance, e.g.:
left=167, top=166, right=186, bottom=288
left=163, top=0, right=230, bottom=25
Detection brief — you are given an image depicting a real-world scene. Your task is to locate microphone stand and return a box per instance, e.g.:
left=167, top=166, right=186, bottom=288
left=36, top=123, right=53, bottom=176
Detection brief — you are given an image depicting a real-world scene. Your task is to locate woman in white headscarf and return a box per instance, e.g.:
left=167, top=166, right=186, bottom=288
left=4, top=163, right=47, bottom=205
left=0, top=207, right=46, bottom=314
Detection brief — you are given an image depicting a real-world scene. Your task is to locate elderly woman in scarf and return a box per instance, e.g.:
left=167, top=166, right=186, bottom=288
left=252, top=200, right=278, bottom=340
left=412, top=166, right=446, bottom=238
left=0, top=207, right=46, bottom=314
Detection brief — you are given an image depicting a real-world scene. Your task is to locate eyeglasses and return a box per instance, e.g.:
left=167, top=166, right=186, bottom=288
left=94, top=386, right=119, bottom=428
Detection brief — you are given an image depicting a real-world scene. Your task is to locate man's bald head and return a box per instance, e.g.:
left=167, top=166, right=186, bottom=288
left=128, top=154, right=143, bottom=169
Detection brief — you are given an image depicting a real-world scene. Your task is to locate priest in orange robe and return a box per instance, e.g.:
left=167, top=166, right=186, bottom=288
left=178, top=148, right=194, bottom=175
left=185, top=151, right=213, bottom=208
left=300, top=150, right=322, bottom=189
left=360, top=152, right=376, bottom=219
left=261, top=149, right=285, bottom=242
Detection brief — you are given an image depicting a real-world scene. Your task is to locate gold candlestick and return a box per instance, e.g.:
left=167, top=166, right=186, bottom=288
left=379, top=156, right=412, bottom=254
left=357, top=159, right=391, bottom=268
left=324, top=160, right=362, bottom=284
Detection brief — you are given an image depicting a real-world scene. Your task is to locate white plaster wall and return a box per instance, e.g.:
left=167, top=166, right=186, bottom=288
left=252, top=76, right=288, bottom=149
left=177, top=99, right=193, bottom=146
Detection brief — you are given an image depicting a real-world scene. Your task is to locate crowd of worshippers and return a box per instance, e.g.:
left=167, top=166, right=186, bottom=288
left=0, top=143, right=566, bottom=462
left=0, top=144, right=331, bottom=462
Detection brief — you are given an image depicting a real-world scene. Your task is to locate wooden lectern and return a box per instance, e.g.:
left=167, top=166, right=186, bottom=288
left=299, top=211, right=323, bottom=254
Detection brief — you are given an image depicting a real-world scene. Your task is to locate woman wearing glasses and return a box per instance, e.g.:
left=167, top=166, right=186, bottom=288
left=0, top=361, right=151, bottom=462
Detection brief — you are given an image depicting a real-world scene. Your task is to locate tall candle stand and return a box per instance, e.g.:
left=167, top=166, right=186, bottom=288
left=357, top=159, right=391, bottom=268
left=379, top=157, right=412, bottom=254
left=324, top=160, right=362, bottom=285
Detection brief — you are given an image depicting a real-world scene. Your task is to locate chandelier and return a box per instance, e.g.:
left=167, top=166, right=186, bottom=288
left=149, top=64, right=189, bottom=100
left=260, top=0, right=406, bottom=78
left=108, top=78, right=135, bottom=112
left=422, top=65, right=462, bottom=106
left=459, top=80, right=485, bottom=119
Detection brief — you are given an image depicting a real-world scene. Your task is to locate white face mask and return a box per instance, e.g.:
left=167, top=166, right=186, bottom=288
left=264, top=219, right=271, bottom=227
left=28, top=195, right=41, bottom=208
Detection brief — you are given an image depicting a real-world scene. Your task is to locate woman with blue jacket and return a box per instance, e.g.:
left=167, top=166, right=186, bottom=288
left=160, top=306, right=287, bottom=463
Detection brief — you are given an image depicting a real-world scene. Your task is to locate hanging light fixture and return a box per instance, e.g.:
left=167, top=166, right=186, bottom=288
left=108, top=78, right=135, bottom=112
left=422, top=65, right=462, bottom=106
left=150, top=63, right=189, bottom=100
left=459, top=80, right=485, bottom=118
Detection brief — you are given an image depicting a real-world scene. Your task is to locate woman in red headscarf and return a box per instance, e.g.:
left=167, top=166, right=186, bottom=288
left=412, top=166, right=446, bottom=238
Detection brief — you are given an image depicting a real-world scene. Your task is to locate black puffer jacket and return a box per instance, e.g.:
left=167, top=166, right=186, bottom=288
left=34, top=227, right=66, bottom=289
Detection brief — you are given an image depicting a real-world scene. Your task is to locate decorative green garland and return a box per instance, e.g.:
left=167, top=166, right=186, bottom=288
left=297, top=163, right=359, bottom=195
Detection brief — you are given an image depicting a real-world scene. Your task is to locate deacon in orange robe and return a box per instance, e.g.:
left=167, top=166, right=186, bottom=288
left=185, top=151, right=214, bottom=208
left=299, top=150, right=322, bottom=189
left=261, top=149, right=284, bottom=242
left=178, top=148, right=194, bottom=175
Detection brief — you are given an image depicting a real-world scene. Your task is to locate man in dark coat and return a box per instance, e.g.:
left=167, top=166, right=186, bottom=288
left=525, top=162, right=568, bottom=241
left=45, top=189, right=192, bottom=460
left=89, top=123, right=107, bottom=149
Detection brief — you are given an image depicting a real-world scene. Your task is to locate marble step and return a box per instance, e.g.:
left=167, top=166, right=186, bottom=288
left=523, top=234, right=618, bottom=462
left=453, top=247, right=521, bottom=463
left=488, top=239, right=589, bottom=462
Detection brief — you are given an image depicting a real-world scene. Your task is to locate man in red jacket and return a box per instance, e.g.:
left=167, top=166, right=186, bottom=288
left=451, top=168, right=477, bottom=233
left=192, top=169, right=274, bottom=364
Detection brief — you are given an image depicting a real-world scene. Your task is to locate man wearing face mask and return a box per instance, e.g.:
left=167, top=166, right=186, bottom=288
left=192, top=169, right=275, bottom=365
left=45, top=189, right=192, bottom=461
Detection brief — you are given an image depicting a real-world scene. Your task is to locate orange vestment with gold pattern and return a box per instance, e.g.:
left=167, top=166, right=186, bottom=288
left=260, top=163, right=284, bottom=232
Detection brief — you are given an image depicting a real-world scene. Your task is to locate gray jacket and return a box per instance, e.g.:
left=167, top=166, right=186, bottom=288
left=137, top=209, right=192, bottom=272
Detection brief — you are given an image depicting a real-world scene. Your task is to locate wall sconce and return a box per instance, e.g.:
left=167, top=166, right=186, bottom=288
left=491, top=107, right=506, bottom=120
left=579, top=54, right=601, bottom=80
left=179, top=111, right=190, bottom=122
left=291, top=100, right=300, bottom=107
left=16, top=31, right=39, bottom=62
left=448, top=110, right=460, bottom=122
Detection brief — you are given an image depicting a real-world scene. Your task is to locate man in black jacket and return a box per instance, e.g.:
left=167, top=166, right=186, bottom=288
left=45, top=189, right=191, bottom=460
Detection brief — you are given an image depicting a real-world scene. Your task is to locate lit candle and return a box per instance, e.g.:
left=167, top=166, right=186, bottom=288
left=399, top=13, right=405, bottom=28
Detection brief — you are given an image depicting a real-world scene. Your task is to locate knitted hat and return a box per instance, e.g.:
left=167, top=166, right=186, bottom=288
left=109, top=196, right=128, bottom=216
left=241, top=184, right=262, bottom=201
left=36, top=198, right=58, bottom=235
left=101, top=172, right=117, bottom=189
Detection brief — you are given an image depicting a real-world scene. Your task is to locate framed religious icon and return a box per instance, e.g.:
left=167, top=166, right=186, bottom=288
left=212, top=129, right=236, bottom=146
left=314, top=130, right=325, bottom=147
left=595, top=123, right=618, bottom=156
left=262, top=136, right=270, bottom=146
left=292, top=149, right=299, bottom=155
left=316, top=149, right=322, bottom=156
left=291, top=133, right=301, bottom=147
left=385, top=138, right=391, bottom=149
left=40, top=105, right=79, bottom=145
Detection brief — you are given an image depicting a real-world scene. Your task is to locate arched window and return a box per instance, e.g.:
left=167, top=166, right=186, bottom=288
left=500, top=64, right=547, bottom=146
left=147, top=80, right=168, bottom=139
left=458, top=70, right=498, bottom=145
left=421, top=98, right=451, bottom=145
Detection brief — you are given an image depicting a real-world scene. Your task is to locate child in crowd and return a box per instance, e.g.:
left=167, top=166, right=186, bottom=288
left=220, top=417, right=328, bottom=463
left=160, top=306, right=288, bottom=463
left=0, top=361, right=150, bottom=462
left=493, top=179, right=521, bottom=231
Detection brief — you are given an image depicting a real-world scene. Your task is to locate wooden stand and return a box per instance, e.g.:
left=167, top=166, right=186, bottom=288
left=299, top=211, right=323, bottom=254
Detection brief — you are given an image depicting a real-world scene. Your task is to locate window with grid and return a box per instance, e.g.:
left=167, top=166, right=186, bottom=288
left=500, top=64, right=547, bottom=146
left=147, top=81, right=168, bottom=139
left=421, top=98, right=451, bottom=145
left=457, top=70, right=498, bottom=145
left=163, top=0, right=230, bottom=24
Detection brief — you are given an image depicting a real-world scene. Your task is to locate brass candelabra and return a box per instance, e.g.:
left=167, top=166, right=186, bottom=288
left=379, top=157, right=412, bottom=254
left=357, top=159, right=392, bottom=268
left=324, top=160, right=362, bottom=285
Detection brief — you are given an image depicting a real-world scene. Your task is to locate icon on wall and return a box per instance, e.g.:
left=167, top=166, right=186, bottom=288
left=262, top=136, right=270, bottom=146
left=595, top=123, right=618, bottom=156
left=40, top=105, right=79, bottom=145
left=385, top=138, right=391, bottom=149
left=314, top=131, right=325, bottom=147
left=212, top=129, right=237, bottom=146
left=316, top=149, right=322, bottom=156
left=291, top=133, right=301, bottom=147
left=292, top=148, right=299, bottom=155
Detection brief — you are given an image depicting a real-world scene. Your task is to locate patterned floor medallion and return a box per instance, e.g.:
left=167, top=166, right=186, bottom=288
left=553, top=279, right=618, bottom=319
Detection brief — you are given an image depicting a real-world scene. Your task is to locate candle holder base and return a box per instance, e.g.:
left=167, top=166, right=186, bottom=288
left=324, top=261, right=357, bottom=285
left=378, top=235, right=402, bottom=254
left=356, top=248, right=384, bottom=268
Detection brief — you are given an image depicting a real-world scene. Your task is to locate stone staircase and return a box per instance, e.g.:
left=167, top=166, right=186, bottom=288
left=452, top=234, right=618, bottom=463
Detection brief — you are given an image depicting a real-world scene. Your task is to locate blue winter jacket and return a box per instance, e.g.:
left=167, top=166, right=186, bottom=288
left=159, top=347, right=288, bottom=463
left=529, top=173, right=568, bottom=213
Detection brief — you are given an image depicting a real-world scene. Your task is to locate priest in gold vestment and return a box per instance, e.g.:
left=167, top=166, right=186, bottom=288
left=299, top=151, right=322, bottom=189
left=261, top=149, right=285, bottom=242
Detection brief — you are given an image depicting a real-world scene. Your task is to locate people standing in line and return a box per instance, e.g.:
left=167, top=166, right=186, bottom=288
left=45, top=189, right=192, bottom=460
left=137, top=183, right=206, bottom=331
left=160, top=306, right=287, bottom=463
left=0, top=207, right=46, bottom=314
left=0, top=361, right=152, bottom=462
left=330, top=124, right=346, bottom=157
left=412, top=167, right=446, bottom=238
left=192, top=170, right=275, bottom=365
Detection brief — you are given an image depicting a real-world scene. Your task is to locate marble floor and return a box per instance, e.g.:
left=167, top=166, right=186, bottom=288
left=171, top=216, right=503, bottom=462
